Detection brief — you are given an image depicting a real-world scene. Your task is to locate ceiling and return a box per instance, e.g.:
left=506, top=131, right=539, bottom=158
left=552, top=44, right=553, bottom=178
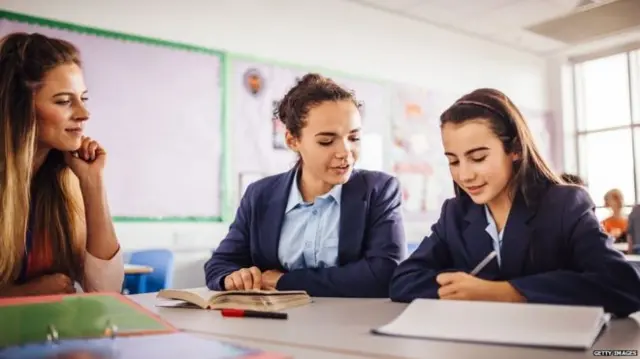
left=343, top=0, right=612, bottom=56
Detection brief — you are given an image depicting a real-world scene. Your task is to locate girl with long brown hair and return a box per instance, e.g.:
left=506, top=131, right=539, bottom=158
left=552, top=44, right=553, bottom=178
left=390, top=88, right=640, bottom=317
left=0, top=32, right=123, bottom=297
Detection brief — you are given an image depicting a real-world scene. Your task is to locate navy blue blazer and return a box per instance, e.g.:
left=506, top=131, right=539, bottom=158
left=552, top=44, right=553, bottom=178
left=204, top=168, right=407, bottom=297
left=389, top=184, right=640, bottom=317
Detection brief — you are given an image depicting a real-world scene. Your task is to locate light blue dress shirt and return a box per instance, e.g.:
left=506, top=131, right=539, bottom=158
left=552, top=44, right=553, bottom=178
left=277, top=171, right=342, bottom=271
left=484, top=205, right=504, bottom=267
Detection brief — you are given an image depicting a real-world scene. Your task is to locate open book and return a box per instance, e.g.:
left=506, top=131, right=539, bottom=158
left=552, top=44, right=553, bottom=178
left=372, top=299, right=610, bottom=350
left=156, top=287, right=312, bottom=312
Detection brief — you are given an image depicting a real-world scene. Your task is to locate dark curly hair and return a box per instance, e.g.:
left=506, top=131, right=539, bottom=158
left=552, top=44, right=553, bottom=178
left=274, top=73, right=361, bottom=139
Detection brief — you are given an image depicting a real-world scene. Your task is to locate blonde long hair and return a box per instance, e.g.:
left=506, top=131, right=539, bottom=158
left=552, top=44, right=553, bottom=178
left=0, top=33, right=85, bottom=285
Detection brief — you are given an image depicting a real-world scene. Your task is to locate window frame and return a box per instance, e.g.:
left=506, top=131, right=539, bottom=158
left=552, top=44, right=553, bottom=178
left=573, top=49, right=640, bottom=205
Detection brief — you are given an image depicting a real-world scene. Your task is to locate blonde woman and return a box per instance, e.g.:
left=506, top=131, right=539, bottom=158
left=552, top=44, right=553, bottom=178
left=602, top=189, right=628, bottom=242
left=0, top=33, right=123, bottom=297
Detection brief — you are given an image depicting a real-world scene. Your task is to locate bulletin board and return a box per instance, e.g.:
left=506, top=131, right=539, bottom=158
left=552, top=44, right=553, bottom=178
left=0, top=11, right=560, bottom=226
left=0, top=11, right=226, bottom=222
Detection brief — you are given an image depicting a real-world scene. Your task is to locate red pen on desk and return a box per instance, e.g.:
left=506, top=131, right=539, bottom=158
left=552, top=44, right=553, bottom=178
left=221, top=309, right=288, bottom=320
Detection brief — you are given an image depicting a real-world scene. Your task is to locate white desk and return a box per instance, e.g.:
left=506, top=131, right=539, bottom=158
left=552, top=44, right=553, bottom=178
left=124, top=263, right=154, bottom=274
left=131, top=293, right=640, bottom=359
left=614, top=243, right=629, bottom=252
left=626, top=254, right=640, bottom=263
left=192, top=332, right=365, bottom=358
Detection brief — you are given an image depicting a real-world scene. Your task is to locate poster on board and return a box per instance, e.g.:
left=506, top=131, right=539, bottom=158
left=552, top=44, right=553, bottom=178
left=229, top=60, right=302, bottom=204
left=390, top=85, right=457, bottom=223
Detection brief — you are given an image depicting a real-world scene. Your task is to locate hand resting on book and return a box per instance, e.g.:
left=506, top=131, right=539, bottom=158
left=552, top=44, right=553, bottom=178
left=224, top=267, right=283, bottom=291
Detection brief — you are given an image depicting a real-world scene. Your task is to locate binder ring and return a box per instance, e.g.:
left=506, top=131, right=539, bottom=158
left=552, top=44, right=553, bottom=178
left=104, top=320, right=118, bottom=339
left=46, top=324, right=59, bottom=344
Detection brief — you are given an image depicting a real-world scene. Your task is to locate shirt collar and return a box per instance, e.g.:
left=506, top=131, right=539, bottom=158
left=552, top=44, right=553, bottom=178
left=285, top=169, right=342, bottom=213
left=484, top=205, right=504, bottom=241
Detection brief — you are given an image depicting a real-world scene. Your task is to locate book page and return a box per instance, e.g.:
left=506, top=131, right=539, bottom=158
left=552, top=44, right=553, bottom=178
left=157, top=287, right=221, bottom=308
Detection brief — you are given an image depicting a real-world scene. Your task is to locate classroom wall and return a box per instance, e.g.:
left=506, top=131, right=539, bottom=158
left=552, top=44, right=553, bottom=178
left=2, top=0, right=550, bottom=287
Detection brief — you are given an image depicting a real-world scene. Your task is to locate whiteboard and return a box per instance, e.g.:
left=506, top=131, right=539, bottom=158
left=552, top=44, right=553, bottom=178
left=0, top=19, right=224, bottom=219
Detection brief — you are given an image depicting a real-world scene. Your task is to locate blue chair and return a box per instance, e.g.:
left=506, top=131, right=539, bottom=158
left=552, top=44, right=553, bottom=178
left=123, top=249, right=175, bottom=294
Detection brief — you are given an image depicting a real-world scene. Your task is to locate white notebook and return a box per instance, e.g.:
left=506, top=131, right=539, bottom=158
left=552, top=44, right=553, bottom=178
left=372, top=299, right=610, bottom=350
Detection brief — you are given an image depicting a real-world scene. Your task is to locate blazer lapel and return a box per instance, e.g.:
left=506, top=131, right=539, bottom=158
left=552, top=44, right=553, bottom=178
left=462, top=203, right=500, bottom=279
left=260, top=168, right=296, bottom=271
left=500, top=192, right=535, bottom=278
left=338, top=171, right=367, bottom=265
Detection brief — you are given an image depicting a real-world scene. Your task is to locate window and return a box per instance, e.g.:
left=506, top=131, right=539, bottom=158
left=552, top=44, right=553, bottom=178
left=578, top=129, right=635, bottom=206
left=575, top=54, right=631, bottom=132
left=573, top=49, right=640, bottom=212
left=633, top=50, right=640, bottom=124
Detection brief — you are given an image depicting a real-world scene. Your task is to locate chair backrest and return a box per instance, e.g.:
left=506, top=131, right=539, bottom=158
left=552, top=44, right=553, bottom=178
left=128, top=249, right=175, bottom=292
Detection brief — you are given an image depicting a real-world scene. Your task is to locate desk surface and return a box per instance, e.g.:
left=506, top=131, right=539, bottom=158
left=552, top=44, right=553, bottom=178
left=614, top=243, right=629, bottom=252
left=131, top=293, right=640, bottom=359
left=124, top=264, right=154, bottom=274
left=192, top=332, right=365, bottom=359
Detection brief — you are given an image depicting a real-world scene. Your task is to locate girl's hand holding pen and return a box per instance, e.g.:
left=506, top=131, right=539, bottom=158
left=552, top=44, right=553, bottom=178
left=436, top=272, right=525, bottom=302
left=435, top=250, right=525, bottom=302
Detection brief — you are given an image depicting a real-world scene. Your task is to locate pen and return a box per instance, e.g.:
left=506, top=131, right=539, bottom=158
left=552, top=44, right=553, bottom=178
left=470, top=250, right=497, bottom=276
left=220, top=309, right=288, bottom=320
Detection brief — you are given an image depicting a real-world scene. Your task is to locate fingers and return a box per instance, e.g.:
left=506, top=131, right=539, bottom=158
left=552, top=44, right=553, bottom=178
left=49, top=273, right=75, bottom=294
left=76, top=137, right=103, bottom=162
left=224, top=267, right=264, bottom=291
left=239, top=268, right=254, bottom=289
left=440, top=291, right=467, bottom=301
left=78, top=136, right=91, bottom=161
left=58, top=275, right=75, bottom=294
left=87, top=141, right=99, bottom=161
left=53, top=273, right=73, bottom=286
left=223, top=275, right=235, bottom=291
left=227, top=272, right=244, bottom=290
left=436, top=272, right=457, bottom=286
left=249, top=266, right=262, bottom=290
left=437, top=282, right=458, bottom=299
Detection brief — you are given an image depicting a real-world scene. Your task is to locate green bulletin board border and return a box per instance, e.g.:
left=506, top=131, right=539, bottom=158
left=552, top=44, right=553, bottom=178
left=0, top=10, right=229, bottom=223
